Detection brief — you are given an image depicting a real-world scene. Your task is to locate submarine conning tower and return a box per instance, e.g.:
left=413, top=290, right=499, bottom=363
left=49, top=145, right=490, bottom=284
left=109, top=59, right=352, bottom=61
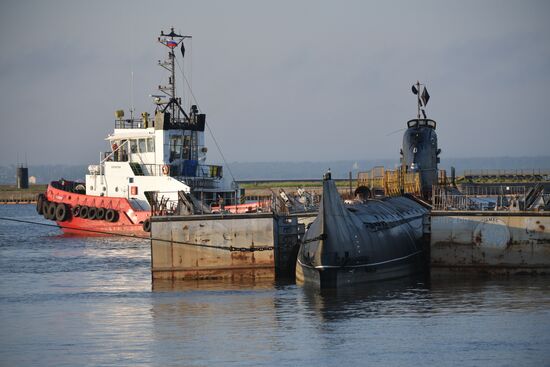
left=400, top=82, right=441, bottom=200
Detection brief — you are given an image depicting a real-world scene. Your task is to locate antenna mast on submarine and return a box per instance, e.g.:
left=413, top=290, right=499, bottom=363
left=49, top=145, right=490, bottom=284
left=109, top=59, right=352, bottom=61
left=411, top=81, right=430, bottom=119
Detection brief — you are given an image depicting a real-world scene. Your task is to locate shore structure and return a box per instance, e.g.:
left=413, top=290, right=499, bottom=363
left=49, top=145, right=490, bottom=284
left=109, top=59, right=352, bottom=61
left=150, top=81, right=549, bottom=285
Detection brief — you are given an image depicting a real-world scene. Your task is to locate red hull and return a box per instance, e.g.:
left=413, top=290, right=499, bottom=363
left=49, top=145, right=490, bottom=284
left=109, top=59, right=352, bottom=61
left=43, top=182, right=149, bottom=236
left=41, top=181, right=268, bottom=236
left=56, top=217, right=147, bottom=236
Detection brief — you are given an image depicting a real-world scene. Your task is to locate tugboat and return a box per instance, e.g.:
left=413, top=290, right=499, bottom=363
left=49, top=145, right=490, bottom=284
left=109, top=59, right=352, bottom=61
left=296, top=83, right=437, bottom=288
left=36, top=28, right=250, bottom=235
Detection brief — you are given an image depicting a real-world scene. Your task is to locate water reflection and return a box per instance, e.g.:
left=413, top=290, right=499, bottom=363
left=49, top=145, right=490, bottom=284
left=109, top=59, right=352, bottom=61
left=2, top=205, right=550, bottom=367
left=298, top=275, right=430, bottom=321
left=297, top=274, right=550, bottom=322
left=152, top=278, right=279, bottom=292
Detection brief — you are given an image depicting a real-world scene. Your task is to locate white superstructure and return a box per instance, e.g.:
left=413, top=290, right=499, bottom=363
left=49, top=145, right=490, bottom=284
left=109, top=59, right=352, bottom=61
left=85, top=28, right=237, bottom=212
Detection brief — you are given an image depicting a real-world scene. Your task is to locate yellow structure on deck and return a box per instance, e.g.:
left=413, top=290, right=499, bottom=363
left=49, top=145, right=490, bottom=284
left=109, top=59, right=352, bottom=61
left=357, top=166, right=448, bottom=197
left=357, top=166, right=420, bottom=196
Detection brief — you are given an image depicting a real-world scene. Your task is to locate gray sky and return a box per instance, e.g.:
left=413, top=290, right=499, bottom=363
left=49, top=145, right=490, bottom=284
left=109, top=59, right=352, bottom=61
left=1, top=0, right=549, bottom=166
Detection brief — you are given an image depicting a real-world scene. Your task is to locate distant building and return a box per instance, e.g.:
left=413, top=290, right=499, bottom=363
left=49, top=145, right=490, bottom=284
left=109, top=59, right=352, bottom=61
left=16, top=166, right=29, bottom=189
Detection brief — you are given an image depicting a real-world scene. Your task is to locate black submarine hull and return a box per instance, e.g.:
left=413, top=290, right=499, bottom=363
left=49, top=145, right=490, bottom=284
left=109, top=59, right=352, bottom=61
left=296, top=251, right=424, bottom=288
left=296, top=176, right=429, bottom=288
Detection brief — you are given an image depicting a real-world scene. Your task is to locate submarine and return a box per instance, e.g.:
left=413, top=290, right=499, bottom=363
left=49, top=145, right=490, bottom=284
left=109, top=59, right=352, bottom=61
left=400, top=81, right=441, bottom=200
left=296, top=82, right=438, bottom=288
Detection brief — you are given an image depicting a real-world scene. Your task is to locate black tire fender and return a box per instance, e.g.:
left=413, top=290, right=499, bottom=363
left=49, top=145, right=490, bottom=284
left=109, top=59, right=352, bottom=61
left=95, top=207, right=106, bottom=220
left=55, top=203, right=68, bottom=222
left=87, top=207, right=97, bottom=220
left=105, top=209, right=115, bottom=222
left=79, top=206, right=89, bottom=219
left=42, top=200, right=50, bottom=219
left=142, top=219, right=151, bottom=232
left=46, top=202, right=56, bottom=220
left=72, top=206, right=81, bottom=217
left=36, top=194, right=45, bottom=214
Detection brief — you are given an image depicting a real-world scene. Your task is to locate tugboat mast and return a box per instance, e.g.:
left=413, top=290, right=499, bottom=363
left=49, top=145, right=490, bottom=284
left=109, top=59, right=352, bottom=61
left=158, top=27, right=191, bottom=121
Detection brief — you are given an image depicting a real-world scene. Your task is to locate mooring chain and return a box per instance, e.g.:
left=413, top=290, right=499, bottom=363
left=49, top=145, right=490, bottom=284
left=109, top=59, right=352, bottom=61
left=228, top=245, right=274, bottom=252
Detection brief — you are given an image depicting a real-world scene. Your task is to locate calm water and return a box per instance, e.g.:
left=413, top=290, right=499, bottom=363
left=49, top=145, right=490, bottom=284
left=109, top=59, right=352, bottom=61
left=1, top=205, right=549, bottom=367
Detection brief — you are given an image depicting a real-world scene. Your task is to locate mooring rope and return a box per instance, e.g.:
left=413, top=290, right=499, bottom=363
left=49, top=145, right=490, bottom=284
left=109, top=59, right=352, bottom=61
left=0, top=217, right=275, bottom=252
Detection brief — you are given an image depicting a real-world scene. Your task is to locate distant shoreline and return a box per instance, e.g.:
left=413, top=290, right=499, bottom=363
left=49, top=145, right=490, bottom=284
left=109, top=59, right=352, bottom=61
left=1, top=156, right=549, bottom=185
left=0, top=184, right=46, bottom=204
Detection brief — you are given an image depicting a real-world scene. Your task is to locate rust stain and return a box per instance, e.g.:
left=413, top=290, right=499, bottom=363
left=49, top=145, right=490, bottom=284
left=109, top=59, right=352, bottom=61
left=231, top=252, right=250, bottom=261
left=153, top=267, right=275, bottom=281
left=540, top=225, right=545, bottom=231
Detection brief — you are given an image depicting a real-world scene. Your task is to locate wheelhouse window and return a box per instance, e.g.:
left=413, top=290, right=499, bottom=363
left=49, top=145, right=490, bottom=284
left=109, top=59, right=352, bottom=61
left=138, top=138, right=147, bottom=153
left=147, top=138, right=155, bottom=152
left=119, top=139, right=128, bottom=161
left=130, top=139, right=138, bottom=154
left=182, top=135, right=192, bottom=160
left=170, top=135, right=183, bottom=161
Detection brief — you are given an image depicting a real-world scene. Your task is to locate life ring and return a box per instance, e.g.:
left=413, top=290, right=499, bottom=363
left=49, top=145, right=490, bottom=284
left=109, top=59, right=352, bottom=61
left=162, top=165, right=170, bottom=176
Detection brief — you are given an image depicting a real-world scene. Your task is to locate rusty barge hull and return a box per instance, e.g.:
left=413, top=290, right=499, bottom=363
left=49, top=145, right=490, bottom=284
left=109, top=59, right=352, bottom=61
left=150, top=212, right=315, bottom=281
left=430, top=211, right=550, bottom=274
